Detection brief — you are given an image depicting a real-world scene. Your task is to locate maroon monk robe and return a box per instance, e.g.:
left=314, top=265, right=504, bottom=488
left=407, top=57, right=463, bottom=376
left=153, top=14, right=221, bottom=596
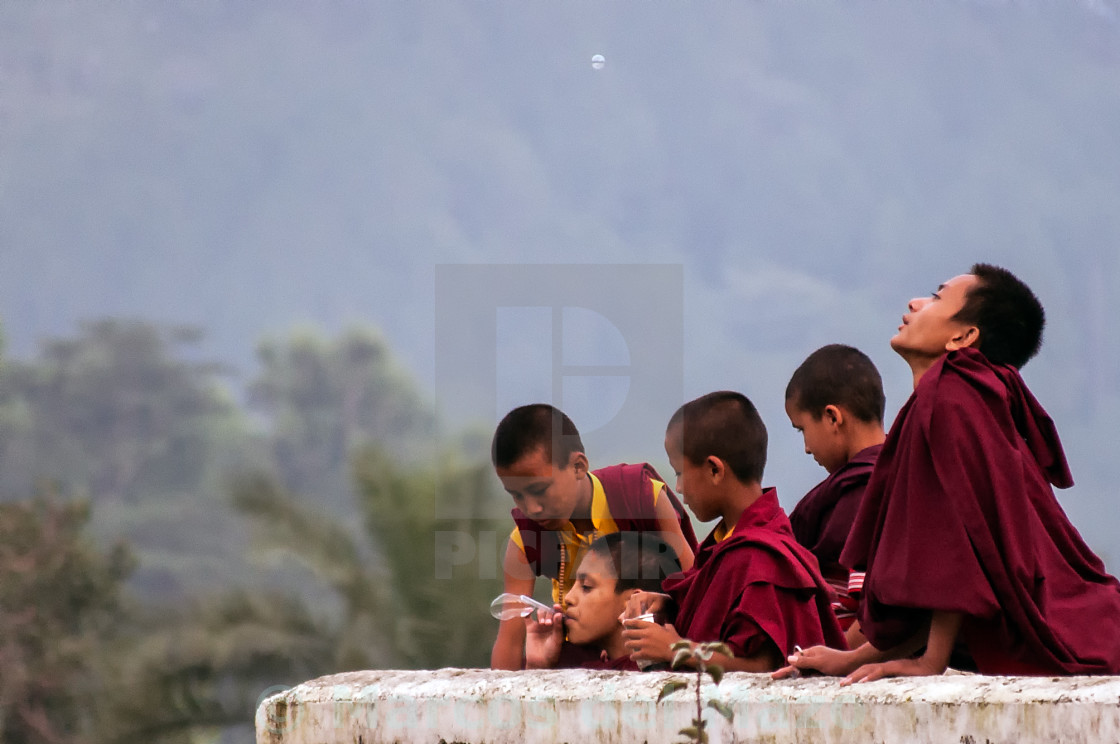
left=663, top=489, right=847, bottom=659
left=842, top=348, right=1120, bottom=675
left=577, top=654, right=640, bottom=671
left=790, top=444, right=881, bottom=572
left=585, top=655, right=640, bottom=671
left=555, top=640, right=638, bottom=670
left=790, top=445, right=881, bottom=630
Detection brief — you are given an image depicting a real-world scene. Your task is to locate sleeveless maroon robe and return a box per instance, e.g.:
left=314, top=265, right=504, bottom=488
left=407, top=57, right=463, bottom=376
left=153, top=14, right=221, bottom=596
left=790, top=445, right=881, bottom=569
left=842, top=348, right=1120, bottom=674
left=790, top=445, right=881, bottom=629
left=663, top=488, right=847, bottom=659
left=512, top=462, right=698, bottom=581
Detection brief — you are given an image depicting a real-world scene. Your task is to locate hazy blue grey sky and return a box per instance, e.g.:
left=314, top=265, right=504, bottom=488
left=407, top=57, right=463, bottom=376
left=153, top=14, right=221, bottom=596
left=3, top=2, right=1118, bottom=559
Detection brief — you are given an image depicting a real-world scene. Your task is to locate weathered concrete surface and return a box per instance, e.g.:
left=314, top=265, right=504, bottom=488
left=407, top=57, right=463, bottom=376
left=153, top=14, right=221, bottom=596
left=256, top=668, right=1120, bottom=744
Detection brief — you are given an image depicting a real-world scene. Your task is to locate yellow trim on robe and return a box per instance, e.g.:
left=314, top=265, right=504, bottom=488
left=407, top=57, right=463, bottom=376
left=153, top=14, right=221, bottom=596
left=712, top=520, right=732, bottom=543
left=512, top=471, right=665, bottom=606
left=588, top=472, right=618, bottom=537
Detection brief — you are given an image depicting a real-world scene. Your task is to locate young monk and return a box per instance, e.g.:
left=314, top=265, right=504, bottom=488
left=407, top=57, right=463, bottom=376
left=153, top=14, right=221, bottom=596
left=621, top=391, right=846, bottom=672
left=490, top=404, right=697, bottom=670
left=785, top=344, right=886, bottom=647
left=777, top=264, right=1120, bottom=682
left=524, top=532, right=681, bottom=671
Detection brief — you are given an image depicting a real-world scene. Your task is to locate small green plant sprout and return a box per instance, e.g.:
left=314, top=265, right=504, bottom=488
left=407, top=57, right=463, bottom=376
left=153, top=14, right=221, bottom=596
left=656, top=639, right=735, bottom=744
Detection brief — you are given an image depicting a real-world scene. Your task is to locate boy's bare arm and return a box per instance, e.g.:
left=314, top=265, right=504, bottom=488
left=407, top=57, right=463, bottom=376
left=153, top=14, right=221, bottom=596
left=771, top=637, right=890, bottom=679
left=844, top=619, right=867, bottom=649
left=621, top=618, right=783, bottom=672
left=523, top=608, right=565, bottom=669
left=772, top=612, right=946, bottom=680
left=490, top=537, right=537, bottom=670
left=654, top=486, right=695, bottom=571
left=842, top=611, right=961, bottom=684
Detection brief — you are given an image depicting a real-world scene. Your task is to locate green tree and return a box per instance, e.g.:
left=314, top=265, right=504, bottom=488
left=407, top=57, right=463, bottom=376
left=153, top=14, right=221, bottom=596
left=248, top=327, right=435, bottom=513
left=0, top=497, right=134, bottom=744
left=91, top=590, right=330, bottom=744
left=233, top=444, right=506, bottom=670
left=0, top=495, right=325, bottom=744
left=0, top=319, right=242, bottom=506
left=0, top=319, right=266, bottom=599
left=354, top=446, right=508, bottom=667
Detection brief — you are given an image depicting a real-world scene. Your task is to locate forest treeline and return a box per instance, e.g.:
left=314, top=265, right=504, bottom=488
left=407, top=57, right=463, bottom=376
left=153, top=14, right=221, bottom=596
left=0, top=319, right=508, bottom=744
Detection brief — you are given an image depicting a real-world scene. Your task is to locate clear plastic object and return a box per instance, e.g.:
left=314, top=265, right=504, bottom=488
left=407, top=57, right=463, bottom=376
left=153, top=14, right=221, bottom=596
left=490, top=593, right=566, bottom=620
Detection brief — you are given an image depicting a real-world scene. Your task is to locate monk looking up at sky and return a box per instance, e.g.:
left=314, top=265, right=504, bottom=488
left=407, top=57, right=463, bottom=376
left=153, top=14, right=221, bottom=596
left=777, top=264, right=1120, bottom=682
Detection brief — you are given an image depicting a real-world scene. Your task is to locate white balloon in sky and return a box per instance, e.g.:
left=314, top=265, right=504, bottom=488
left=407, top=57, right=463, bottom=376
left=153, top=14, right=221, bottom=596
left=591, top=54, right=605, bottom=71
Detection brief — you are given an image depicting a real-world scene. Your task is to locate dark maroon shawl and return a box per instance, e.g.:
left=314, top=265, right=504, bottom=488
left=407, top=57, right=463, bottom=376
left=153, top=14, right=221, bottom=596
left=555, top=641, right=639, bottom=671
left=790, top=444, right=881, bottom=569
left=585, top=655, right=640, bottom=671
left=841, top=348, right=1120, bottom=674
left=512, top=463, right=698, bottom=580
left=663, top=489, right=847, bottom=659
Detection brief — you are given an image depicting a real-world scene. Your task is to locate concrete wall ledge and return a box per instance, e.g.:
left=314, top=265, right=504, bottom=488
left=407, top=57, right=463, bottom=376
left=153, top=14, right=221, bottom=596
left=256, top=668, right=1120, bottom=744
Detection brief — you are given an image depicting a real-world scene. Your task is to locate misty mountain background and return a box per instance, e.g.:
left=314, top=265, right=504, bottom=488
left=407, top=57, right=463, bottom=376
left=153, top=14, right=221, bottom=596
left=2, top=0, right=1118, bottom=575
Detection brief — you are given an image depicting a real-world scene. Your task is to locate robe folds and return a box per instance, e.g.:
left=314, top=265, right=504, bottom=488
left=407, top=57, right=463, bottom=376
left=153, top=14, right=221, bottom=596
left=842, top=348, right=1120, bottom=674
left=790, top=445, right=881, bottom=567
left=790, top=444, right=881, bottom=630
left=664, top=488, right=847, bottom=659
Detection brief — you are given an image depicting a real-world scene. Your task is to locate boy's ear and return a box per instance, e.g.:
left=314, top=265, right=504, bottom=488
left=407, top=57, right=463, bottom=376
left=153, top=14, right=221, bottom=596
left=568, top=451, right=589, bottom=477
left=823, top=404, right=844, bottom=429
left=946, top=324, right=980, bottom=352
left=705, top=455, right=725, bottom=482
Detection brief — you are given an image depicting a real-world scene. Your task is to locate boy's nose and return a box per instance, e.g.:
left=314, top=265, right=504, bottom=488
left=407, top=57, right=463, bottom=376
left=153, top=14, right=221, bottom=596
left=908, top=297, right=926, bottom=312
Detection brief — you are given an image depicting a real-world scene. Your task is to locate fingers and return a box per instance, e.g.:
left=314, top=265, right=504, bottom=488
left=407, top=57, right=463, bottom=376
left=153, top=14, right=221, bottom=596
left=526, top=610, right=565, bottom=633
left=620, top=592, right=650, bottom=622
left=621, top=591, right=669, bottom=622
left=535, top=610, right=562, bottom=626
left=625, top=639, right=653, bottom=661
left=841, top=663, right=885, bottom=686
left=620, top=623, right=649, bottom=643
left=772, top=645, right=808, bottom=679
left=782, top=645, right=813, bottom=669
left=793, top=644, right=824, bottom=658
left=770, top=664, right=800, bottom=680
left=621, top=617, right=652, bottom=631
left=621, top=623, right=656, bottom=659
